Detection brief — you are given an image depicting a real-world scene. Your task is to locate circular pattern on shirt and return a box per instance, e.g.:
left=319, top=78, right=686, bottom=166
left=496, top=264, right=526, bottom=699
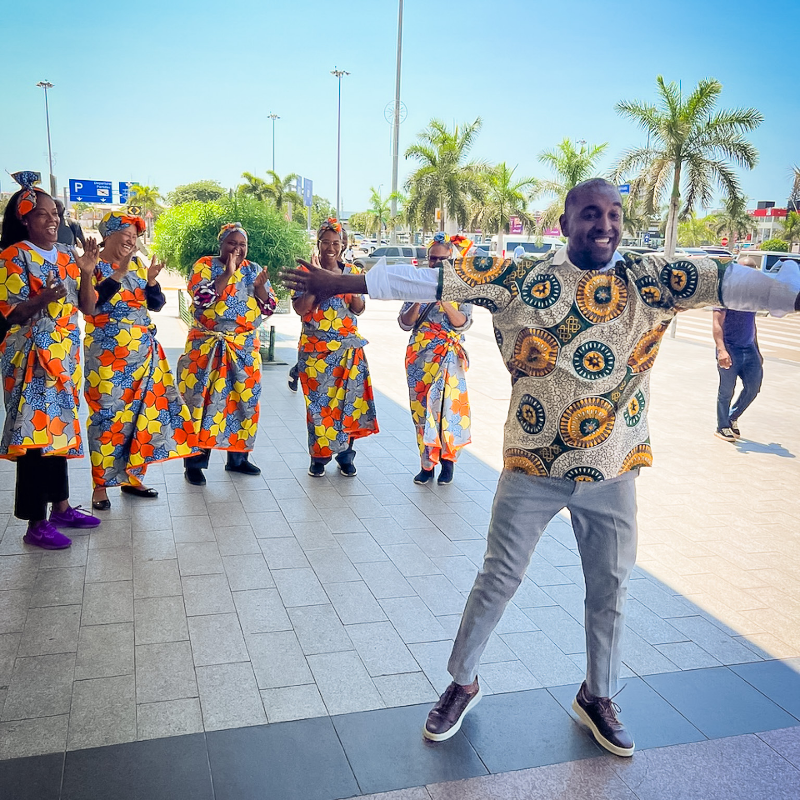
left=575, top=273, right=628, bottom=324
left=520, top=273, right=561, bottom=309
left=620, top=443, right=653, bottom=473
left=559, top=397, right=615, bottom=449
left=563, top=465, right=605, bottom=482
left=572, top=341, right=616, bottom=381
left=627, top=323, right=669, bottom=373
left=503, top=447, right=548, bottom=476
left=659, top=261, right=698, bottom=299
left=509, top=328, right=559, bottom=377
left=454, top=255, right=507, bottom=287
left=624, top=390, right=646, bottom=427
left=635, top=275, right=664, bottom=307
left=516, top=394, right=546, bottom=435
left=471, top=297, right=498, bottom=313
left=493, top=326, right=503, bottom=348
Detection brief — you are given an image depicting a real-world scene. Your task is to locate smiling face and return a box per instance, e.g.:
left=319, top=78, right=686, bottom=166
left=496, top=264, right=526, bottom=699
left=427, top=242, right=452, bottom=269
left=219, top=231, right=248, bottom=266
left=560, top=181, right=623, bottom=270
left=318, top=230, right=343, bottom=267
left=23, top=194, right=59, bottom=248
left=103, top=225, right=139, bottom=262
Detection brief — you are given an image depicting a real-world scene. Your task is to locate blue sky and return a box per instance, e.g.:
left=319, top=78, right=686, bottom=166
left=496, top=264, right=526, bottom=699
left=3, top=0, right=798, bottom=214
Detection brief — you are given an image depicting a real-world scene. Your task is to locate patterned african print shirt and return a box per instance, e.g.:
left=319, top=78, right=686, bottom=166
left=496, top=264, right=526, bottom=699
left=434, top=247, right=725, bottom=480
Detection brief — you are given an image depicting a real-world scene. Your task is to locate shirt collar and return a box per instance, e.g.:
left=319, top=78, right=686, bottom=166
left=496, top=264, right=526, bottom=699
left=553, top=245, right=623, bottom=272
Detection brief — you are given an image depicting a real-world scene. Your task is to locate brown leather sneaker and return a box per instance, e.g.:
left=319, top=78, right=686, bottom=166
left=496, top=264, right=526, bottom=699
left=423, top=681, right=482, bottom=742
left=572, top=681, right=635, bottom=757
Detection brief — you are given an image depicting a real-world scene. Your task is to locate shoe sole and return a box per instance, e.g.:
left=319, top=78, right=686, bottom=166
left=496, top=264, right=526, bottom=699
left=23, top=534, right=71, bottom=550
left=422, top=687, right=483, bottom=742
left=338, top=466, right=357, bottom=477
left=224, top=467, right=261, bottom=475
left=714, top=432, right=735, bottom=442
left=437, top=477, right=453, bottom=485
left=572, top=698, right=635, bottom=757
left=50, top=520, right=101, bottom=529
left=308, top=469, right=325, bottom=477
left=414, top=476, right=433, bottom=485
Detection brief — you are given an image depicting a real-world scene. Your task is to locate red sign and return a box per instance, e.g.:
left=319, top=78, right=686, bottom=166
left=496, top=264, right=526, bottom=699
left=721, top=237, right=729, bottom=246
left=508, top=216, right=524, bottom=235
left=750, top=208, right=787, bottom=218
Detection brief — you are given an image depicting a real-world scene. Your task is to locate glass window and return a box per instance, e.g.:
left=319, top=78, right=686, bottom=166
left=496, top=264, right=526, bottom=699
left=372, top=248, right=387, bottom=257
left=385, top=247, right=400, bottom=257
left=402, top=248, right=414, bottom=257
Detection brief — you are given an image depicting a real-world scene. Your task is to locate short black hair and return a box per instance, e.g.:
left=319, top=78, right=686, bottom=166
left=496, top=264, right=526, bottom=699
left=564, top=178, right=620, bottom=213
left=0, top=189, right=34, bottom=250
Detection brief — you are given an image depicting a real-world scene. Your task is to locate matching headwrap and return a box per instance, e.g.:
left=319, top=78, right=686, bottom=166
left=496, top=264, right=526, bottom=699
left=99, top=211, right=146, bottom=239
left=318, top=217, right=342, bottom=236
left=12, top=171, right=46, bottom=219
left=218, top=222, right=248, bottom=243
left=427, top=231, right=472, bottom=256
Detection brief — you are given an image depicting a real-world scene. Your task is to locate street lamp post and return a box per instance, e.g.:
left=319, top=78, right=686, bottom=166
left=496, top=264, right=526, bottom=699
left=390, top=0, right=404, bottom=244
left=331, top=68, right=350, bottom=219
left=36, top=81, right=57, bottom=196
left=267, top=113, right=280, bottom=173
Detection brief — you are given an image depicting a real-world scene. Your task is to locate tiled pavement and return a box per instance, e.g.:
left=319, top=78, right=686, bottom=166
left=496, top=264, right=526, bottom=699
left=1, top=296, right=799, bottom=798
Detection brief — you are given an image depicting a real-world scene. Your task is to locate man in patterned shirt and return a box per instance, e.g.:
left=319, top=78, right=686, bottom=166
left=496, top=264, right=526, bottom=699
left=281, top=179, right=800, bottom=756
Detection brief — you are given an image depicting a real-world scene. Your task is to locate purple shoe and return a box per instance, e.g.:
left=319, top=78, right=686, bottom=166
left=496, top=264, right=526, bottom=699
left=23, top=520, right=72, bottom=550
left=49, top=505, right=101, bottom=529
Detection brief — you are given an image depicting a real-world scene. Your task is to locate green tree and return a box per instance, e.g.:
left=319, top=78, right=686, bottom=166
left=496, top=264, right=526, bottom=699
left=536, top=138, right=608, bottom=229
left=677, top=213, right=716, bottom=246
left=238, top=173, right=270, bottom=202
left=709, top=195, right=756, bottom=248
left=262, top=171, right=303, bottom=213
left=129, top=184, right=163, bottom=215
left=310, top=195, right=336, bottom=230
left=167, top=180, right=226, bottom=206
left=404, top=117, right=487, bottom=232
left=474, top=163, right=537, bottom=251
left=761, top=238, right=788, bottom=252
left=621, top=192, right=662, bottom=240
left=614, top=76, right=762, bottom=257
left=362, top=187, right=392, bottom=239
left=779, top=211, right=800, bottom=247
left=152, top=196, right=308, bottom=297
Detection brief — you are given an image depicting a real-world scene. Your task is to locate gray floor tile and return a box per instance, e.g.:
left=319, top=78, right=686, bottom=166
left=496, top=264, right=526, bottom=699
left=620, top=628, right=681, bottom=676
left=233, top=588, right=292, bottom=634
left=188, top=613, right=249, bottom=666
left=382, top=543, right=440, bottom=577
left=196, top=661, right=266, bottom=730
left=290, top=521, right=338, bottom=551
left=18, top=604, right=81, bottom=656
left=0, top=555, right=41, bottom=591
left=67, top=674, right=136, bottom=750
left=524, top=605, right=586, bottom=655
left=501, top=631, right=586, bottom=687
left=29, top=566, right=85, bottom=607
left=132, top=529, right=177, bottom=562
left=81, top=581, right=134, bottom=626
left=289, top=604, right=353, bottom=655
left=215, top=524, right=262, bottom=557
left=346, top=621, right=421, bottom=676
left=132, top=558, right=182, bottom=599
left=134, top=596, right=189, bottom=645
left=430, top=556, right=479, bottom=594
left=334, top=533, right=388, bottom=563
left=207, top=501, right=250, bottom=529
left=480, top=660, right=542, bottom=693
left=669, top=615, right=764, bottom=665
left=0, top=589, right=32, bottom=634
left=408, top=575, right=467, bottom=616
left=259, top=537, right=311, bottom=570
left=222, top=554, right=274, bottom=591
left=85, top=546, right=133, bottom=584
left=261, top=684, right=327, bottom=722
left=624, top=597, right=687, bottom=645
left=175, top=542, right=224, bottom=576
left=136, top=697, right=204, bottom=740
left=2, top=653, right=75, bottom=720
left=356, top=561, right=416, bottom=599
left=759, top=726, right=800, bottom=770
left=406, top=528, right=462, bottom=559
left=135, top=640, right=197, bottom=704
left=372, top=672, right=439, bottom=707
left=75, top=622, right=134, bottom=680
left=362, top=518, right=414, bottom=546
left=325, top=581, right=387, bottom=625
left=381, top=596, right=449, bottom=644
left=38, top=536, right=89, bottom=570
left=655, top=641, right=723, bottom=669
left=307, top=650, right=384, bottom=715
left=167, top=494, right=209, bottom=518
left=0, top=714, right=69, bottom=760
left=248, top=511, right=293, bottom=539
left=272, top=567, right=328, bottom=607
left=247, top=630, right=313, bottom=689
left=171, top=515, right=216, bottom=543
left=305, top=546, right=361, bottom=584
left=182, top=573, right=235, bottom=616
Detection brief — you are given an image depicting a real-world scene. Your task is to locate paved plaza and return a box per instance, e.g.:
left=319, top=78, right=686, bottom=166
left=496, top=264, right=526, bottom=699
left=1, top=289, right=799, bottom=798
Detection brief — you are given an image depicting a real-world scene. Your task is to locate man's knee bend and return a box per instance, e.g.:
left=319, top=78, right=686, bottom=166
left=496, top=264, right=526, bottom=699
left=477, top=565, right=523, bottom=601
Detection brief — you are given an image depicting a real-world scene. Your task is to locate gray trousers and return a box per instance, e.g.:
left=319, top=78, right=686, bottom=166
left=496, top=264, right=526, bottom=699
left=448, top=469, right=638, bottom=698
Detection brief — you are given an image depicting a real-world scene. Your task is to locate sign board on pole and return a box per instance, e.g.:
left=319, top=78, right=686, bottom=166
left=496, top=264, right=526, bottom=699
left=119, top=181, right=138, bottom=203
left=618, top=184, right=631, bottom=195
left=295, top=176, right=303, bottom=196
left=68, top=179, right=113, bottom=203
left=643, top=232, right=651, bottom=244
left=303, top=178, right=313, bottom=208
left=508, top=216, right=524, bottom=235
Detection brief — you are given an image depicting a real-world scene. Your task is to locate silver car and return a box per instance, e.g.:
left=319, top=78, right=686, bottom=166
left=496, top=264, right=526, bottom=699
left=353, top=246, right=428, bottom=271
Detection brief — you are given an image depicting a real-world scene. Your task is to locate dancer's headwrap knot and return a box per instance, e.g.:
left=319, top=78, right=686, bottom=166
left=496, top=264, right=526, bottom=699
left=218, top=222, right=248, bottom=243
left=12, top=171, right=46, bottom=219
left=318, top=217, right=342, bottom=235
left=427, top=231, right=472, bottom=256
left=98, top=210, right=146, bottom=239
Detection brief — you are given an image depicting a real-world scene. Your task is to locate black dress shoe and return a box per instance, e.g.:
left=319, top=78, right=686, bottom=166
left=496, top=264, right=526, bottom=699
left=423, top=681, right=482, bottom=741
left=225, top=458, right=261, bottom=475
left=572, top=681, right=635, bottom=757
left=92, top=498, right=111, bottom=511
left=185, top=468, right=206, bottom=486
left=120, top=485, right=159, bottom=498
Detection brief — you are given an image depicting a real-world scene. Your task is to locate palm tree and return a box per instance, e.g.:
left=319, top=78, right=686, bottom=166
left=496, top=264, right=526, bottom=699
left=404, top=117, right=487, bottom=232
left=621, top=192, right=661, bottom=241
left=614, top=76, right=762, bottom=257
left=474, top=163, right=538, bottom=252
left=677, top=213, right=715, bottom=246
left=262, top=171, right=302, bottom=213
left=362, top=187, right=391, bottom=240
left=535, top=139, right=608, bottom=229
left=788, top=165, right=800, bottom=213
left=238, top=172, right=271, bottom=202
left=710, top=195, right=756, bottom=248
left=129, top=184, right=162, bottom=215
left=779, top=211, right=800, bottom=247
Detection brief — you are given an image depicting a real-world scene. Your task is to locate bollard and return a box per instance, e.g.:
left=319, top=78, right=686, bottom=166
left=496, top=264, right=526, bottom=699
left=259, top=325, right=286, bottom=364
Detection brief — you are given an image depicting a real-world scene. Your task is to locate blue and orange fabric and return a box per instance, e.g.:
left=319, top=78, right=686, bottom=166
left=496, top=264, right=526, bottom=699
left=11, top=171, right=46, bottom=218
left=400, top=301, right=472, bottom=468
left=0, top=243, right=83, bottom=458
left=98, top=211, right=146, bottom=238
left=83, top=257, right=198, bottom=488
left=296, top=264, right=379, bottom=459
left=177, top=255, right=277, bottom=452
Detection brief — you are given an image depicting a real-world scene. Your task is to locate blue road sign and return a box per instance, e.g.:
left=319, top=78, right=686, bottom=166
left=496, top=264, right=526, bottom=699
left=618, top=183, right=631, bottom=195
left=119, top=181, right=138, bottom=203
left=303, top=178, right=313, bottom=207
left=295, top=176, right=303, bottom=195
left=643, top=232, right=651, bottom=244
left=69, top=179, right=113, bottom=203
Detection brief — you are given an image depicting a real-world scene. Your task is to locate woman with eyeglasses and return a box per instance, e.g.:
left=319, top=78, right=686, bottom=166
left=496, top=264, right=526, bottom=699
left=292, top=218, right=378, bottom=477
left=398, top=233, right=473, bottom=485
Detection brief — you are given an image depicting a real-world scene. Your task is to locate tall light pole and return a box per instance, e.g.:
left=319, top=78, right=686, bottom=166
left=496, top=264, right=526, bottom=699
left=267, top=113, right=280, bottom=173
left=331, top=68, right=350, bottom=219
left=36, top=81, right=57, bottom=196
left=390, top=0, right=404, bottom=244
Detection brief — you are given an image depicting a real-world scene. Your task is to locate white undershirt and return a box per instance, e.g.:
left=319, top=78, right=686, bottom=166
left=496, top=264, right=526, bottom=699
left=23, top=240, right=59, bottom=263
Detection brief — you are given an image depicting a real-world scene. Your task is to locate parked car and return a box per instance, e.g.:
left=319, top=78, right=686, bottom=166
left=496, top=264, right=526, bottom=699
left=700, top=246, right=734, bottom=258
left=732, top=250, right=795, bottom=274
left=353, top=246, right=428, bottom=271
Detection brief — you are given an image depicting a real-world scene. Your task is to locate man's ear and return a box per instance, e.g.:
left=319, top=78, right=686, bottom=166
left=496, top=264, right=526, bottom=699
left=559, top=213, right=569, bottom=237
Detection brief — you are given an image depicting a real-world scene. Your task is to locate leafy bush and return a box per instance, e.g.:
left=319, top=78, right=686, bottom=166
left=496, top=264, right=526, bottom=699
left=167, top=180, right=227, bottom=206
left=760, top=238, right=788, bottom=252
left=153, top=196, right=309, bottom=297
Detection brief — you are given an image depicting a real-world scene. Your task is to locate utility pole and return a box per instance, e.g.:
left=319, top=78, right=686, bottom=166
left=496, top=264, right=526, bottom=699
left=36, top=81, right=56, bottom=196
left=390, top=0, right=404, bottom=244
left=331, top=68, right=350, bottom=219
left=268, top=113, right=279, bottom=173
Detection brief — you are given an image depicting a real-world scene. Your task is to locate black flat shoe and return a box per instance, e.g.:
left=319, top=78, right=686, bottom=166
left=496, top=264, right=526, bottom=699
left=185, top=468, right=206, bottom=486
left=438, top=460, right=455, bottom=485
left=92, top=498, right=111, bottom=511
left=225, top=460, right=261, bottom=475
left=414, top=468, right=434, bottom=485
left=120, top=485, right=159, bottom=498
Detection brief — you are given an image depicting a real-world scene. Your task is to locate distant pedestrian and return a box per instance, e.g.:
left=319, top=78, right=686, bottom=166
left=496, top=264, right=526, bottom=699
left=54, top=199, right=86, bottom=249
left=713, top=254, right=763, bottom=441
left=513, top=244, right=526, bottom=262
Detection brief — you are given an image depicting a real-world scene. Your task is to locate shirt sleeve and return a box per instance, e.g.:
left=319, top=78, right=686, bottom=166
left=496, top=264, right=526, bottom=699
left=721, top=260, right=800, bottom=318
left=364, top=258, right=439, bottom=301
left=145, top=282, right=167, bottom=312
left=450, top=302, right=473, bottom=333
left=0, top=246, right=31, bottom=317
left=95, top=277, right=121, bottom=306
